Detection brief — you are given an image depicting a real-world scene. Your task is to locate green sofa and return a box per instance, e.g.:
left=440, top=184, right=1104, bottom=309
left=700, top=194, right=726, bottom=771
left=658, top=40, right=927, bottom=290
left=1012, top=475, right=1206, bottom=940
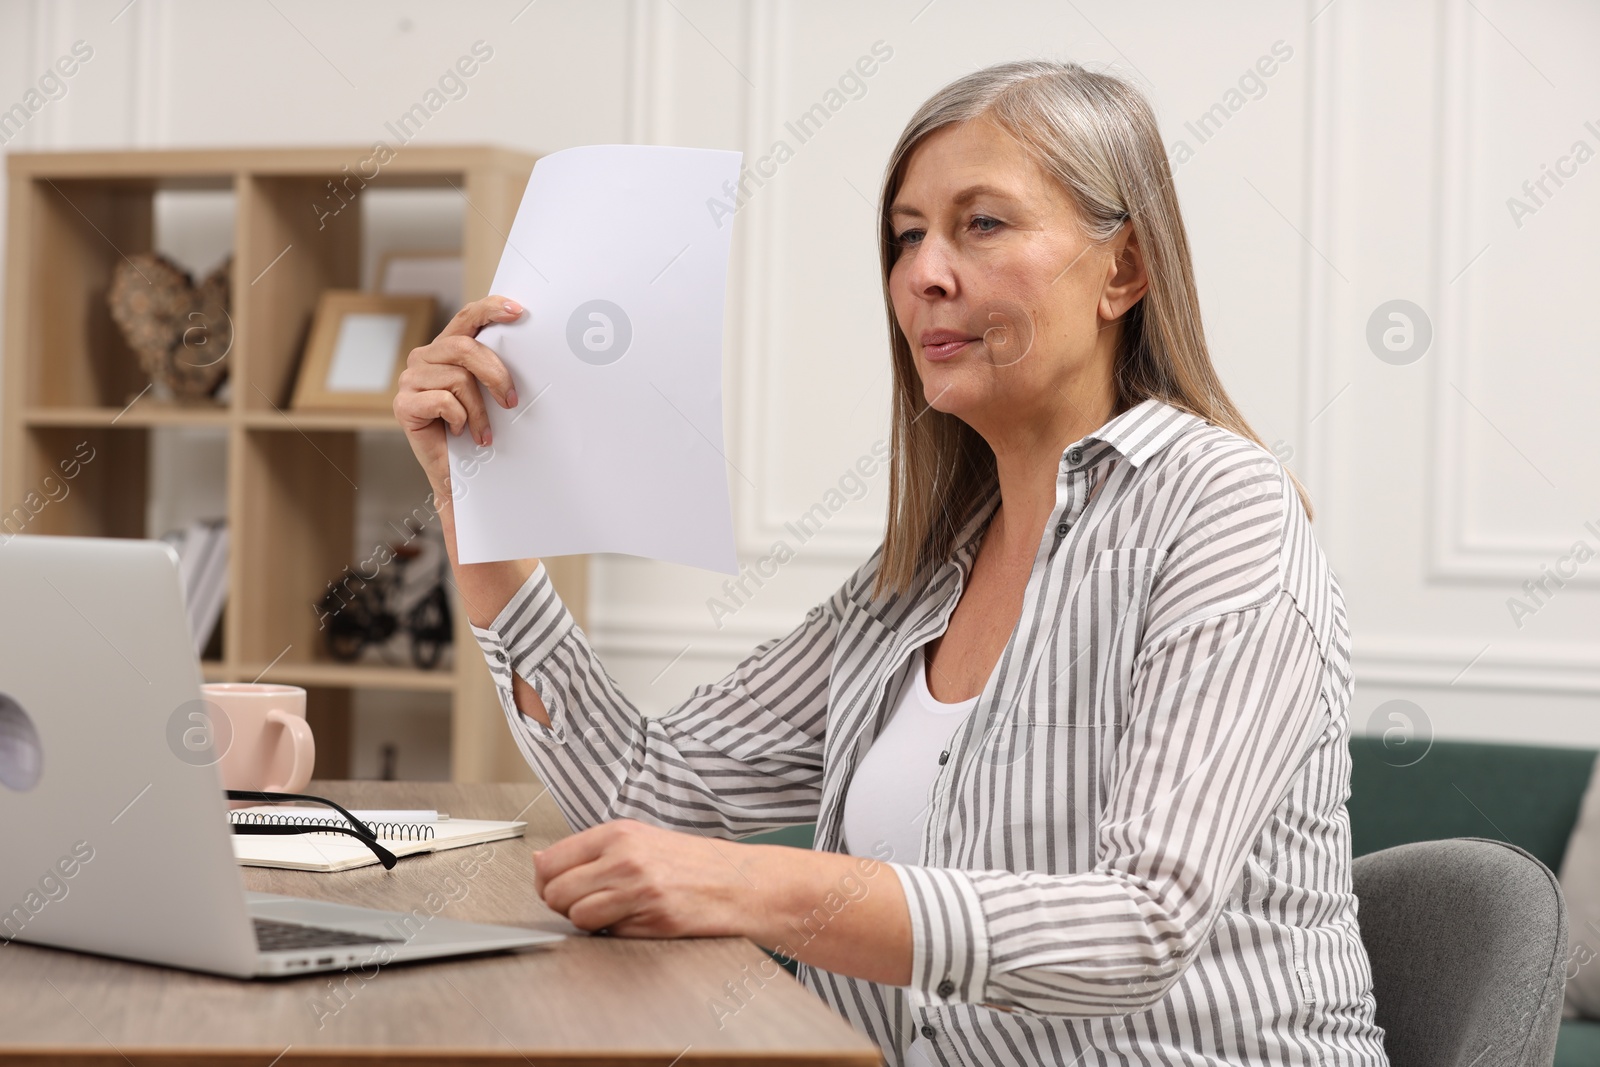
left=746, top=736, right=1600, bottom=1063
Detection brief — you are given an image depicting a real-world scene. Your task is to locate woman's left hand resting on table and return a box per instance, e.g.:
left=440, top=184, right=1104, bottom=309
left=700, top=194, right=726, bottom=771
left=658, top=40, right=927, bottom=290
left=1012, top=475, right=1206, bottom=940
left=530, top=817, right=914, bottom=987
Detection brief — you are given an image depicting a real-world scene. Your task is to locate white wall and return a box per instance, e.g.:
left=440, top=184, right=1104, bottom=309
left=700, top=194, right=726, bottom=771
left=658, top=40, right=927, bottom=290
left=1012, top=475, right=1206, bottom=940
left=2, top=0, right=1595, bottom=772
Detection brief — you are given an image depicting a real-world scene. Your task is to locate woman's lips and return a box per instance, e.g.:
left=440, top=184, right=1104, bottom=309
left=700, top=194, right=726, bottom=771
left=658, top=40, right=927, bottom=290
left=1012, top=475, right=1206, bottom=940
left=922, top=338, right=975, bottom=360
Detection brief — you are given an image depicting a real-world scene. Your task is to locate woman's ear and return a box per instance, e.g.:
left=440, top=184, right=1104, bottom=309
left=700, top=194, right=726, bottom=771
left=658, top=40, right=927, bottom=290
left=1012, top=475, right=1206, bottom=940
left=1099, top=220, right=1149, bottom=322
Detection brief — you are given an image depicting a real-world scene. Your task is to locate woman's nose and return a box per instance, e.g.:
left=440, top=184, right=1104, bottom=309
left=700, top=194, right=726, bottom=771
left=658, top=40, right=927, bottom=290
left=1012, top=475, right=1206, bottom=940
left=902, top=230, right=960, bottom=295
left=904, top=237, right=957, bottom=299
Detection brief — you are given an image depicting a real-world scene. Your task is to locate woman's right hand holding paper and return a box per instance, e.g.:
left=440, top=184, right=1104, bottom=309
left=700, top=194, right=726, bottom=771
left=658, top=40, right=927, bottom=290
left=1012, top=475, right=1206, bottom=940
left=393, top=294, right=525, bottom=493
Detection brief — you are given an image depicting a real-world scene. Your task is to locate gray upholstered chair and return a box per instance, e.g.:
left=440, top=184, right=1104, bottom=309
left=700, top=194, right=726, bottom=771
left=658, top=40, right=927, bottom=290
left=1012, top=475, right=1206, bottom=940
left=1353, top=837, right=1568, bottom=1066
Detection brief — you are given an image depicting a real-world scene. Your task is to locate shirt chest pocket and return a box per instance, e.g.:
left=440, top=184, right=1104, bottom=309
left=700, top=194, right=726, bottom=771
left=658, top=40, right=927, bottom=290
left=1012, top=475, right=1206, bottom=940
left=1044, top=545, right=1167, bottom=740
left=966, top=546, right=1167, bottom=800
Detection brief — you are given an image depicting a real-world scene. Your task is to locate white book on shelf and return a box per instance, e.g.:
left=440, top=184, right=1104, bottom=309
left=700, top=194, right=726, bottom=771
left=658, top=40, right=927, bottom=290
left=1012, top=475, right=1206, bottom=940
left=164, top=518, right=229, bottom=655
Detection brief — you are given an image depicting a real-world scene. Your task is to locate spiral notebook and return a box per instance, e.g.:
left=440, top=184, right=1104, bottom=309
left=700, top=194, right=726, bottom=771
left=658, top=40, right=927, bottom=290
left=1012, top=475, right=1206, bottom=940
left=228, top=807, right=526, bottom=872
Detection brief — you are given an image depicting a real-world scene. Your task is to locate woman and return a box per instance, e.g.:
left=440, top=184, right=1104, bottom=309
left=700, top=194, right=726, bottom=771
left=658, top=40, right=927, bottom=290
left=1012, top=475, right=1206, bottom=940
left=395, top=59, right=1388, bottom=1067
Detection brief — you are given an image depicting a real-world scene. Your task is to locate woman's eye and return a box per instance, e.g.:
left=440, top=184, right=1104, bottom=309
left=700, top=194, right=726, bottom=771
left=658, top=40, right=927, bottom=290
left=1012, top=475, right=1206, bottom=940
left=893, top=217, right=1000, bottom=248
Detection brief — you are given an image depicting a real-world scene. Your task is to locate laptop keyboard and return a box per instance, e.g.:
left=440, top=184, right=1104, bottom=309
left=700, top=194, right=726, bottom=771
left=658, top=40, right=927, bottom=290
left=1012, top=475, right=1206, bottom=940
left=253, top=917, right=404, bottom=952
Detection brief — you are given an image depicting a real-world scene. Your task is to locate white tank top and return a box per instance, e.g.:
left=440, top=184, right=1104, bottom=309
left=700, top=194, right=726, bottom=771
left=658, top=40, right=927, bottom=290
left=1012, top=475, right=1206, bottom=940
left=841, top=644, right=983, bottom=865
left=843, top=644, right=991, bottom=1067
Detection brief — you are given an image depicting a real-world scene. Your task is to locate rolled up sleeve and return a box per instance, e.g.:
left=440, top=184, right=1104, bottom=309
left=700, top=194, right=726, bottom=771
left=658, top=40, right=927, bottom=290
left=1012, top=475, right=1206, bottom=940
left=469, top=561, right=577, bottom=743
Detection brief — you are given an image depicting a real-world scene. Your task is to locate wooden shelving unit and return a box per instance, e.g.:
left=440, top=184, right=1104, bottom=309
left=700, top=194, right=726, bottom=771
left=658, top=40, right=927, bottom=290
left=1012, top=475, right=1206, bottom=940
left=1, top=146, right=588, bottom=783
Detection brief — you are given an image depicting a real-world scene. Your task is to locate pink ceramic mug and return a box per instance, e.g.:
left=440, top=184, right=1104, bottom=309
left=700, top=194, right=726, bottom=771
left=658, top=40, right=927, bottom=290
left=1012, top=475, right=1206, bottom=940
left=202, top=683, right=315, bottom=793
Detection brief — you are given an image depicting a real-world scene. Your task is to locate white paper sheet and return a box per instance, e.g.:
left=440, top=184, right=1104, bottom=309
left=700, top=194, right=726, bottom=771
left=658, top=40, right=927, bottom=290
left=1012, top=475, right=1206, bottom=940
left=447, top=144, right=742, bottom=574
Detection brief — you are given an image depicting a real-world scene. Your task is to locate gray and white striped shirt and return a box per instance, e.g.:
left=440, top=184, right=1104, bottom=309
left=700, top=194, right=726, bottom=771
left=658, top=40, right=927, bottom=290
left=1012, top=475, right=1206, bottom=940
left=470, top=396, right=1389, bottom=1066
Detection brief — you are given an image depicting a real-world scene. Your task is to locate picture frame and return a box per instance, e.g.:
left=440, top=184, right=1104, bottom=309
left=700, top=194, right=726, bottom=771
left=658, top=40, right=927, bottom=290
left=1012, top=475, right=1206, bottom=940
left=377, top=249, right=463, bottom=333
left=290, top=291, right=436, bottom=412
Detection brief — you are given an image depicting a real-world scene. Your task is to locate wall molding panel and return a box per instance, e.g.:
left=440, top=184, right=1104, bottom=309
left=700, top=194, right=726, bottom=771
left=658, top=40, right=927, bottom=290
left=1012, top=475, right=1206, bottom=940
left=1425, top=0, right=1594, bottom=586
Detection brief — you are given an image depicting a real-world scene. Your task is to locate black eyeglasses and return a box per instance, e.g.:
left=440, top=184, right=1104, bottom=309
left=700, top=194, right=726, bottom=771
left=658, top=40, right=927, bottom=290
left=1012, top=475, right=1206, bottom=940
left=226, top=789, right=399, bottom=870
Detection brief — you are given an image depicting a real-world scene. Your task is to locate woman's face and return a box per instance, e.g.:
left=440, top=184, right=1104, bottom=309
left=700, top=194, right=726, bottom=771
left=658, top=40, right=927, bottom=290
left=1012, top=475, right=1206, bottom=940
left=887, top=118, right=1144, bottom=439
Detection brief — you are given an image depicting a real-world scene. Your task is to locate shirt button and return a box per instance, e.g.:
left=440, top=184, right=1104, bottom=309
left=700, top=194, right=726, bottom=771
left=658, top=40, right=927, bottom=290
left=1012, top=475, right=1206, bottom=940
left=1055, top=522, right=1070, bottom=539
left=495, top=651, right=507, bottom=664
left=920, top=1024, right=937, bottom=1039
left=1066, top=445, right=1084, bottom=465
left=938, top=978, right=956, bottom=997
left=938, top=750, right=949, bottom=765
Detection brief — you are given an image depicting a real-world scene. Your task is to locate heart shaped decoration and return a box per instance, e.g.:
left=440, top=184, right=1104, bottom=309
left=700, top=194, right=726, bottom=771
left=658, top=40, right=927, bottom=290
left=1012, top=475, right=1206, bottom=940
left=107, top=252, right=233, bottom=401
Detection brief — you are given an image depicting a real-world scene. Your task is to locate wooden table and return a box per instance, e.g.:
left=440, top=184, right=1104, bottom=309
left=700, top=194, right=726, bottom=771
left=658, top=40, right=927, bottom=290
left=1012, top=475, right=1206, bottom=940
left=0, top=781, right=884, bottom=1066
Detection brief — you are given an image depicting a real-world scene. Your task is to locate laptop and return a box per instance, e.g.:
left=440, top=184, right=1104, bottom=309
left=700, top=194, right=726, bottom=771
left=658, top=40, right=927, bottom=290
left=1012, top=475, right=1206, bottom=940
left=0, top=534, right=564, bottom=978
